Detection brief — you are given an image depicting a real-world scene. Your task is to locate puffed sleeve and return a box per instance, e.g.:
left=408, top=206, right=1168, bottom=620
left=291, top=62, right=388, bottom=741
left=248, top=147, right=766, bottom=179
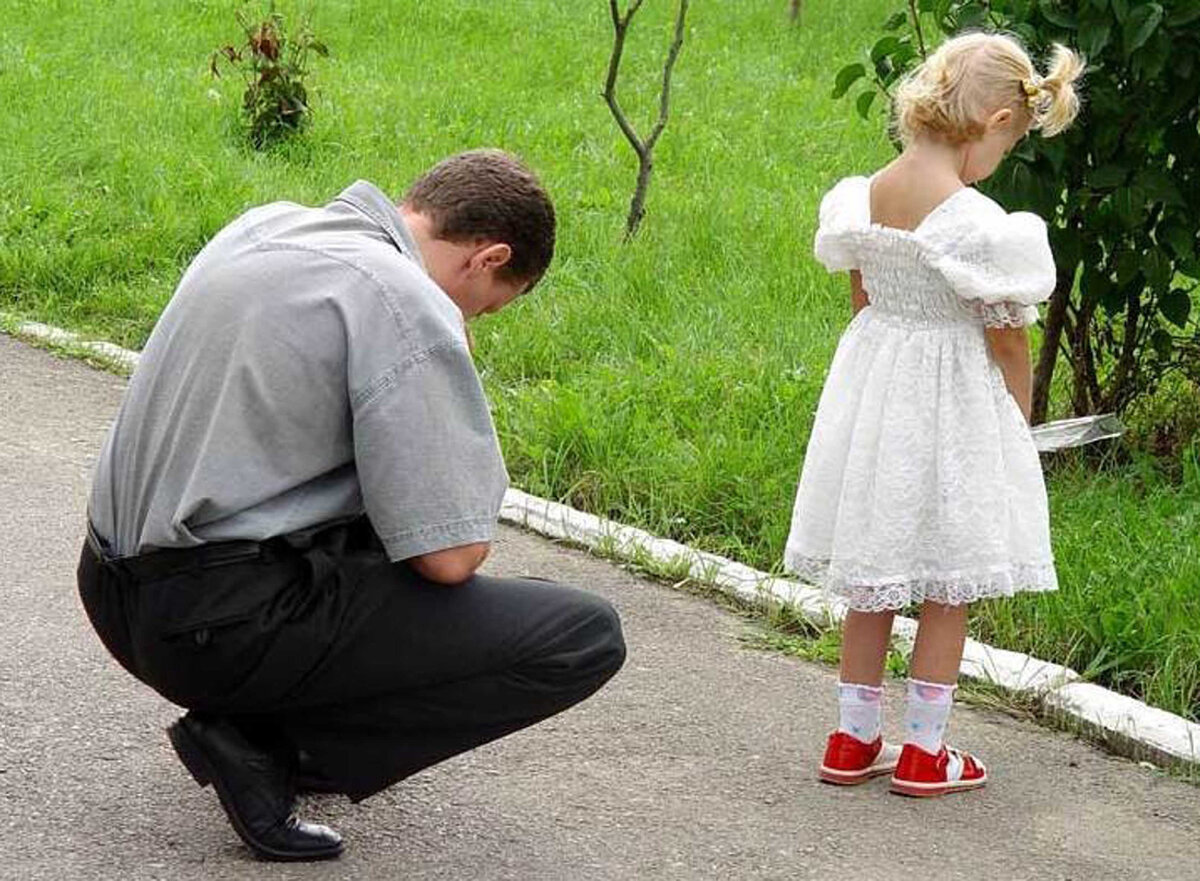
left=813, top=176, right=871, bottom=273
left=925, top=199, right=1056, bottom=329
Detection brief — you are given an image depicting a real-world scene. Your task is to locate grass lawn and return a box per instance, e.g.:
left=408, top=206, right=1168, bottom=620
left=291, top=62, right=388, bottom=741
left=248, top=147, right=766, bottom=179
left=3, top=0, right=1198, bottom=722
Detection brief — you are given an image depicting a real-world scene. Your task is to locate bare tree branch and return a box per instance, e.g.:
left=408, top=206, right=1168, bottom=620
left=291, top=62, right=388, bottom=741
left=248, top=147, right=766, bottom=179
left=646, top=0, right=689, bottom=151
left=604, top=1, right=647, bottom=159
left=602, top=0, right=691, bottom=239
left=1102, top=289, right=1142, bottom=411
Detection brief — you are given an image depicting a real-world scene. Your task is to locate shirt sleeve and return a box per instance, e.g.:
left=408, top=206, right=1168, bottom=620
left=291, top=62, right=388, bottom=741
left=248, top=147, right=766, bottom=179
left=351, top=339, right=509, bottom=561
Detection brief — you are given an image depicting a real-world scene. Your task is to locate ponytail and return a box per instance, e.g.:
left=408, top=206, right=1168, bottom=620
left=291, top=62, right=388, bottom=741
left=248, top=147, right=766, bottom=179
left=1034, top=43, right=1085, bottom=137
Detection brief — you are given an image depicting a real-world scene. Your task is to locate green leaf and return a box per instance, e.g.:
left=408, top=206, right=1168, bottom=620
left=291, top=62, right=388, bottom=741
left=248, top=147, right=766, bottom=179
left=1102, top=282, right=1130, bottom=314
left=1181, top=253, right=1200, bottom=280
left=1050, top=224, right=1082, bottom=270
left=871, top=36, right=903, bottom=63
left=956, top=2, right=988, bottom=29
left=1114, top=249, right=1142, bottom=286
left=1012, top=139, right=1038, bottom=163
left=1161, top=222, right=1197, bottom=262
left=856, top=90, right=877, bottom=120
left=1078, top=17, right=1111, bottom=58
left=1145, top=249, right=1173, bottom=288
left=1011, top=22, right=1039, bottom=45
left=882, top=11, right=908, bottom=30
left=1124, top=3, right=1163, bottom=56
left=1088, top=164, right=1128, bottom=189
left=1178, top=48, right=1196, bottom=82
left=1133, top=29, right=1171, bottom=80
left=1039, top=137, right=1068, bottom=174
left=832, top=63, right=866, bottom=99
left=1159, top=290, right=1192, bottom=328
left=1135, top=168, right=1184, bottom=208
left=892, top=43, right=919, bottom=67
left=1039, top=1, right=1078, bottom=29
left=1151, top=328, right=1174, bottom=359
left=1111, top=0, right=1129, bottom=22
left=1009, top=0, right=1035, bottom=19
left=1081, top=264, right=1113, bottom=305
left=1114, top=186, right=1145, bottom=227
left=1168, top=1, right=1200, bottom=27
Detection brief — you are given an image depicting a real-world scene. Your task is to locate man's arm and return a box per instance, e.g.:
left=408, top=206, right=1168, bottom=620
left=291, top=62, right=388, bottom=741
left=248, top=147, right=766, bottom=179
left=410, top=541, right=490, bottom=585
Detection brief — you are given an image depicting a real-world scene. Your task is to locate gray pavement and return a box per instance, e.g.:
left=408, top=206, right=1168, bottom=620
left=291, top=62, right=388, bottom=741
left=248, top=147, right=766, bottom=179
left=2, top=331, right=1199, bottom=881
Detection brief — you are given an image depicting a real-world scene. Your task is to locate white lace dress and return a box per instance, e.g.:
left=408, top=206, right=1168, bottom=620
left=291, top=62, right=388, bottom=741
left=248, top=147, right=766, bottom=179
left=783, top=176, right=1059, bottom=611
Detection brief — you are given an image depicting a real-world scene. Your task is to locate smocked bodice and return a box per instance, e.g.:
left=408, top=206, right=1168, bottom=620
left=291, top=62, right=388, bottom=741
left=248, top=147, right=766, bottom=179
left=812, top=176, right=1057, bottom=330
left=855, top=231, right=982, bottom=326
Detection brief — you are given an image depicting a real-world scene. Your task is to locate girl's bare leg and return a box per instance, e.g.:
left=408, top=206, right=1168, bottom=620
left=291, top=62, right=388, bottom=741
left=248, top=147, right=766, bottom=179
left=909, top=601, right=969, bottom=683
left=840, top=609, right=897, bottom=686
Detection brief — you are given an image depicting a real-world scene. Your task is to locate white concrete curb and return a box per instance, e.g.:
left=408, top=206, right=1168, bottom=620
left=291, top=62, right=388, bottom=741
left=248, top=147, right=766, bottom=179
left=7, top=319, right=141, bottom=373
left=9, top=317, right=1199, bottom=770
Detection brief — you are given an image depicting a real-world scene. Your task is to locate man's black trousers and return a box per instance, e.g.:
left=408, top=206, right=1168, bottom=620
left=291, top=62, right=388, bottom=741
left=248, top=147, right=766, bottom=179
left=77, top=517, right=626, bottom=801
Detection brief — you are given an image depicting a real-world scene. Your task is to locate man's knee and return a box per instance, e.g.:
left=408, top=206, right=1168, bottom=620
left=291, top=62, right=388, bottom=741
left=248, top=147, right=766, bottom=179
left=529, top=587, right=626, bottom=688
left=579, top=593, right=626, bottom=680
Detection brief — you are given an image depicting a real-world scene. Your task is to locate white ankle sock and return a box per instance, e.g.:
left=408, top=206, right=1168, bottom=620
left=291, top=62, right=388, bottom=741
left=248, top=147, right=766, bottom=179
left=837, top=682, right=884, bottom=742
left=903, top=678, right=955, bottom=753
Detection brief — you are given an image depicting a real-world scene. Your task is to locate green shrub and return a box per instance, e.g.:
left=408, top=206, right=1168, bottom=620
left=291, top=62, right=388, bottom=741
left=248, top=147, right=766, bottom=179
left=833, top=1, right=1200, bottom=426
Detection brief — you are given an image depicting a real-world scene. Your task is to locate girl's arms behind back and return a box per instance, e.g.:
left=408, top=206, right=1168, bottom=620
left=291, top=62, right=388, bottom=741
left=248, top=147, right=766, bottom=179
left=850, top=270, right=869, bottom=315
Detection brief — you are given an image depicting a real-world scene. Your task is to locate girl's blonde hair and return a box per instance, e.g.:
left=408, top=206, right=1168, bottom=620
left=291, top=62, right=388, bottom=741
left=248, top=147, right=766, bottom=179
left=893, top=33, right=1084, bottom=145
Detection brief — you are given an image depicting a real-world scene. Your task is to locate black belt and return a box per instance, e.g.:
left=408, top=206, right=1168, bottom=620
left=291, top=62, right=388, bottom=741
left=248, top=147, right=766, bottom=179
left=86, top=520, right=271, bottom=582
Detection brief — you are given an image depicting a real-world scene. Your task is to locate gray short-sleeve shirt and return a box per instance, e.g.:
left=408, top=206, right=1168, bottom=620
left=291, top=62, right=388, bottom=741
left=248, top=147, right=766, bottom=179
left=88, top=181, right=509, bottom=561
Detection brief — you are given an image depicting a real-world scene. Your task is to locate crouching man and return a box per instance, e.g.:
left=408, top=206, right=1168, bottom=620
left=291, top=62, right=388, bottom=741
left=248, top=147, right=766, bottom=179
left=78, top=150, right=626, bottom=861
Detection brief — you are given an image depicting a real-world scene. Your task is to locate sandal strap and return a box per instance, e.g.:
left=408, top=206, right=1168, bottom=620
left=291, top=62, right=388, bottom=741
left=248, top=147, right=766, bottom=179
left=946, top=747, right=983, bottom=779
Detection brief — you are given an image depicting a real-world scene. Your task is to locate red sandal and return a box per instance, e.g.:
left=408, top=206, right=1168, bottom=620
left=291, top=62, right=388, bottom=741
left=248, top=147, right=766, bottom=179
left=890, top=742, right=987, bottom=797
left=818, top=731, right=901, bottom=785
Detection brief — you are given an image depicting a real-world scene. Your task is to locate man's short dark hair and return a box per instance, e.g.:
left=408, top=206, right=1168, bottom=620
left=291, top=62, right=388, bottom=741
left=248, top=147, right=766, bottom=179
left=403, top=149, right=556, bottom=290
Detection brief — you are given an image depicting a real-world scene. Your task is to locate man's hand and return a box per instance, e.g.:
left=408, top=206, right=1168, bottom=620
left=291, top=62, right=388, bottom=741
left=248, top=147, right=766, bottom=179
left=409, top=542, right=490, bottom=584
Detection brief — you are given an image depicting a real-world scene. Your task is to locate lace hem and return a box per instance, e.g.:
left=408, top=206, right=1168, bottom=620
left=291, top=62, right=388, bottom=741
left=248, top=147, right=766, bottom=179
left=977, top=300, right=1040, bottom=329
left=784, top=554, right=1058, bottom=611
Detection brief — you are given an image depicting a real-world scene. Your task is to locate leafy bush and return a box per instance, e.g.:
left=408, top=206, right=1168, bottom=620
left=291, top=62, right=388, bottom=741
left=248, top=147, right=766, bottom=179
left=833, top=1, right=1200, bottom=427
left=210, top=1, right=329, bottom=149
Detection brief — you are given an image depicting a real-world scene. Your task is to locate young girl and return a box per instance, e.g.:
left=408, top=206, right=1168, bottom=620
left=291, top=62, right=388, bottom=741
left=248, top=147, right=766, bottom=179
left=784, top=33, right=1084, bottom=797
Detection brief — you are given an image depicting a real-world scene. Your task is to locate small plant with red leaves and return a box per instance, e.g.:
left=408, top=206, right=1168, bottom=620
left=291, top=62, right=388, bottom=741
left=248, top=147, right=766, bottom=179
left=211, top=2, right=329, bottom=149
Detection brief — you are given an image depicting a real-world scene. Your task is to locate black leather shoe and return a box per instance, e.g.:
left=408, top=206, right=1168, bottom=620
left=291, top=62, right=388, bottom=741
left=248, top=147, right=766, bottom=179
left=167, top=712, right=344, bottom=861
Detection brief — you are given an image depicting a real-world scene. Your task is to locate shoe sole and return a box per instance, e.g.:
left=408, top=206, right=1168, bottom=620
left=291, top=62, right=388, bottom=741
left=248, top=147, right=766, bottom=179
left=889, top=773, right=988, bottom=798
left=167, top=721, right=344, bottom=862
left=818, top=763, right=898, bottom=786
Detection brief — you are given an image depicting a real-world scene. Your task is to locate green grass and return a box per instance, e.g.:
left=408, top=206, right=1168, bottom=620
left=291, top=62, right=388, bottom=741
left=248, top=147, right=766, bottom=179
left=3, top=0, right=1199, bottom=723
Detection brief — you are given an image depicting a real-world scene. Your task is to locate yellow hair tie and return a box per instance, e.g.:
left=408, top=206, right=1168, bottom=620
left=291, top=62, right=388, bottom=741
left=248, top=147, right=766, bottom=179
left=1022, top=77, right=1042, bottom=109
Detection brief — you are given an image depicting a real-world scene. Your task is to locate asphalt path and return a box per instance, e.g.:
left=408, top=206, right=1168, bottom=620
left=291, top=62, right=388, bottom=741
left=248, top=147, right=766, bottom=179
left=3, top=333, right=1199, bottom=880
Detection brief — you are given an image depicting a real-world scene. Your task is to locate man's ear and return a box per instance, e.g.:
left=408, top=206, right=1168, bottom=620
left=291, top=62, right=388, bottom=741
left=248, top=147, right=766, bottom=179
left=473, top=242, right=512, bottom=273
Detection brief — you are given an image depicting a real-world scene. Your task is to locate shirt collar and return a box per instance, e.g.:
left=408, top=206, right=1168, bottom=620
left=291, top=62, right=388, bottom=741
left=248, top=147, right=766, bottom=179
left=334, top=180, right=427, bottom=271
